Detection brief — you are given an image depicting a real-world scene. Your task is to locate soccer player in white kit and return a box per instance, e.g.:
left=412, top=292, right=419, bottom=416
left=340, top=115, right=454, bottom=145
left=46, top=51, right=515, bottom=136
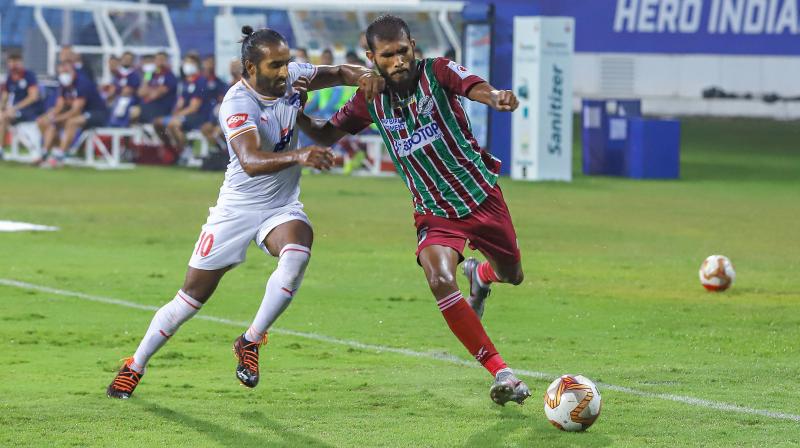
left=107, top=26, right=384, bottom=399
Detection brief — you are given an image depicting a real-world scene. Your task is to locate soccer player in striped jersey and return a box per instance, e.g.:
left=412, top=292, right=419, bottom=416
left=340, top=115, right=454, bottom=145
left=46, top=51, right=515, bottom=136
left=297, top=15, right=530, bottom=406
left=106, top=26, right=384, bottom=399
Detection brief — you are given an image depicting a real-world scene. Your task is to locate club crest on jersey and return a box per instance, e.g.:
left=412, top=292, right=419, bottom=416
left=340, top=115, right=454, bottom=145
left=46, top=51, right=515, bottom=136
left=274, top=127, right=294, bottom=152
left=380, top=118, right=405, bottom=132
left=417, top=96, right=435, bottom=117
left=391, top=122, right=442, bottom=158
left=288, top=92, right=302, bottom=108
left=226, top=113, right=248, bottom=129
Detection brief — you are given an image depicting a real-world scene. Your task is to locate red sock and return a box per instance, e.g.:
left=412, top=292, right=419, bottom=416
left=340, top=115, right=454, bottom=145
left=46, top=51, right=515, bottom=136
left=477, top=262, right=500, bottom=285
left=437, top=291, right=507, bottom=376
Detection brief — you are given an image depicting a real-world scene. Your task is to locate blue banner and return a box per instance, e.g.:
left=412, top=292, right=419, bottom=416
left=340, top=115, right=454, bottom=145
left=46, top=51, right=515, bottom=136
left=533, top=0, right=800, bottom=55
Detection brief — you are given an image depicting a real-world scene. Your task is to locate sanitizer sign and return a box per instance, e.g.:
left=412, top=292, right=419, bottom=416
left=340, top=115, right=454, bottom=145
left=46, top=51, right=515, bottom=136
left=512, top=17, right=574, bottom=182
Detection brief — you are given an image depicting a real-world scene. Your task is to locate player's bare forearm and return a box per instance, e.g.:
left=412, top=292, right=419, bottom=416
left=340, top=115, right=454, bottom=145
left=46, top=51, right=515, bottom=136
left=296, top=112, right=347, bottom=147
left=467, top=82, right=519, bottom=112
left=311, top=65, right=368, bottom=89
left=230, top=128, right=334, bottom=176
left=305, top=65, right=384, bottom=101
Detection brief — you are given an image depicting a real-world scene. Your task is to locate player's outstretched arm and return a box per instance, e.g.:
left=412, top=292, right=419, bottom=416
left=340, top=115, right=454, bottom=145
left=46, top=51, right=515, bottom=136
left=466, top=82, right=519, bottom=112
left=296, top=112, right=348, bottom=147
left=300, top=65, right=384, bottom=101
left=229, top=126, right=334, bottom=176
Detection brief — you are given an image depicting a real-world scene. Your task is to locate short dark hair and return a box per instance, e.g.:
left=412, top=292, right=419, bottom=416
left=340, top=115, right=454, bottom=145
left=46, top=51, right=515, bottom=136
left=365, top=14, right=411, bottom=51
left=239, top=25, right=288, bottom=76
left=184, top=52, right=201, bottom=65
left=7, top=53, right=22, bottom=61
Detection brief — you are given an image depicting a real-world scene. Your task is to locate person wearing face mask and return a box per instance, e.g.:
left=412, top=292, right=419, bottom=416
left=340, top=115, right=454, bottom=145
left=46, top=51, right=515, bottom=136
left=0, top=53, right=44, bottom=155
left=35, top=61, right=108, bottom=167
left=155, top=53, right=212, bottom=162
left=59, top=45, right=95, bottom=83
left=140, top=54, right=156, bottom=83
left=107, top=52, right=142, bottom=127
left=136, top=51, right=177, bottom=126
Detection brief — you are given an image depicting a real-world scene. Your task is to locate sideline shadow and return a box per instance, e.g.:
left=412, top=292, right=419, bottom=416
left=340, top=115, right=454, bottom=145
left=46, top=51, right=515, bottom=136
left=134, top=400, right=334, bottom=448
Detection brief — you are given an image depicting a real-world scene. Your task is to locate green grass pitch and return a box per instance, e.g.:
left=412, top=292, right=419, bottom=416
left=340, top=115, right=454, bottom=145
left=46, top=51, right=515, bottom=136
left=1, top=118, right=798, bottom=447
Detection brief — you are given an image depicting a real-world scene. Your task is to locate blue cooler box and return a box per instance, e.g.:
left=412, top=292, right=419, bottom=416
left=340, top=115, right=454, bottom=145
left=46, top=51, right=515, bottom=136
left=581, top=99, right=642, bottom=176
left=625, top=118, right=681, bottom=179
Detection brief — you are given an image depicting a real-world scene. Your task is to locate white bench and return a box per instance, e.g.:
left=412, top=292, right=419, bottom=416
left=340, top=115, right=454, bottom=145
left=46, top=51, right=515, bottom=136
left=185, top=129, right=210, bottom=167
left=6, top=122, right=43, bottom=162
left=77, top=127, right=139, bottom=169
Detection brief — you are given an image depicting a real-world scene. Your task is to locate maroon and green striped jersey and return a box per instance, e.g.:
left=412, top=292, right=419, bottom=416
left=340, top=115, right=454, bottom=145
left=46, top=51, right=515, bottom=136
left=331, top=57, right=501, bottom=218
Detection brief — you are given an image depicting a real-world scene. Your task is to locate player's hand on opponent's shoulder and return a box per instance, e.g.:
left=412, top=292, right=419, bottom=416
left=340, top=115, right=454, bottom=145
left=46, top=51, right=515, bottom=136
left=490, top=90, right=519, bottom=112
left=292, top=76, right=310, bottom=108
left=358, top=71, right=385, bottom=102
left=296, top=145, right=335, bottom=171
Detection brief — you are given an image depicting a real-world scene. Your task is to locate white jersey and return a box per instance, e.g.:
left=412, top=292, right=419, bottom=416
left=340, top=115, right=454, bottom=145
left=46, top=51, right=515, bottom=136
left=216, top=62, right=318, bottom=209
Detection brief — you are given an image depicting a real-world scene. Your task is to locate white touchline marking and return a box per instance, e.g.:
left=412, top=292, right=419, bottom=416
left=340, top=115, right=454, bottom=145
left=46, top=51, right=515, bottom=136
left=1, top=278, right=799, bottom=423
left=0, top=221, right=59, bottom=232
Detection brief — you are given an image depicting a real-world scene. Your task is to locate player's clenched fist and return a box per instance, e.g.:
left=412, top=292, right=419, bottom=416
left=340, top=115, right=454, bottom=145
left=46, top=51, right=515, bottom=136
left=489, top=90, right=519, bottom=112
left=358, top=71, right=385, bottom=102
left=296, top=145, right=335, bottom=171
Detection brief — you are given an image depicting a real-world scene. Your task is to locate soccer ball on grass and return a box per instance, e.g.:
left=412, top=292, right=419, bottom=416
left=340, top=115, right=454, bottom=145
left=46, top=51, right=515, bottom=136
left=543, top=374, right=602, bottom=432
left=699, top=255, right=736, bottom=292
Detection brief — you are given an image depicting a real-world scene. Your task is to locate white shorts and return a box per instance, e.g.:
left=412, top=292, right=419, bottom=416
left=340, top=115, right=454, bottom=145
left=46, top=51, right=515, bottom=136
left=188, top=201, right=311, bottom=270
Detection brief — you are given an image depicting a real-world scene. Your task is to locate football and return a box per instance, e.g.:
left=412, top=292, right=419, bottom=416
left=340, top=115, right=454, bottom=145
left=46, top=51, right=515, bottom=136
left=544, top=375, right=602, bottom=432
left=699, top=255, right=736, bottom=291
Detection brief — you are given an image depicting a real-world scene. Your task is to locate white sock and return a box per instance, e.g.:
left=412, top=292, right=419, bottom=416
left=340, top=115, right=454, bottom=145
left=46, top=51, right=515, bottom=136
left=245, top=244, right=311, bottom=342
left=131, top=290, right=202, bottom=372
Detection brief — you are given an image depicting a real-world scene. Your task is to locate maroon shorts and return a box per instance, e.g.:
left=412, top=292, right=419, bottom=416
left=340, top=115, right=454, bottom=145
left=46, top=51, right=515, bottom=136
left=414, top=184, right=521, bottom=265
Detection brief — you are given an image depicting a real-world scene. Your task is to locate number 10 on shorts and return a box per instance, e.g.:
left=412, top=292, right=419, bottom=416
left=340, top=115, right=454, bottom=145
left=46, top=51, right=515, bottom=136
left=195, top=231, right=214, bottom=257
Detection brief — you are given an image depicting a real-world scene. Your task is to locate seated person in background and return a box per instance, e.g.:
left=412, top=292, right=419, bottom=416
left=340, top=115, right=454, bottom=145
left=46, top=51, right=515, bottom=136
left=155, top=53, right=211, bottom=163
left=228, top=58, right=243, bottom=86
left=36, top=61, right=108, bottom=167
left=294, top=47, right=309, bottom=63
left=136, top=51, right=177, bottom=126
left=140, top=54, right=156, bottom=83
left=320, top=48, right=334, bottom=65
left=101, top=55, right=120, bottom=101
left=345, top=50, right=366, bottom=67
left=201, top=54, right=227, bottom=116
left=60, top=45, right=95, bottom=82
left=201, top=58, right=242, bottom=152
left=0, top=53, right=44, bottom=153
left=107, top=51, right=141, bottom=127
left=199, top=55, right=230, bottom=152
